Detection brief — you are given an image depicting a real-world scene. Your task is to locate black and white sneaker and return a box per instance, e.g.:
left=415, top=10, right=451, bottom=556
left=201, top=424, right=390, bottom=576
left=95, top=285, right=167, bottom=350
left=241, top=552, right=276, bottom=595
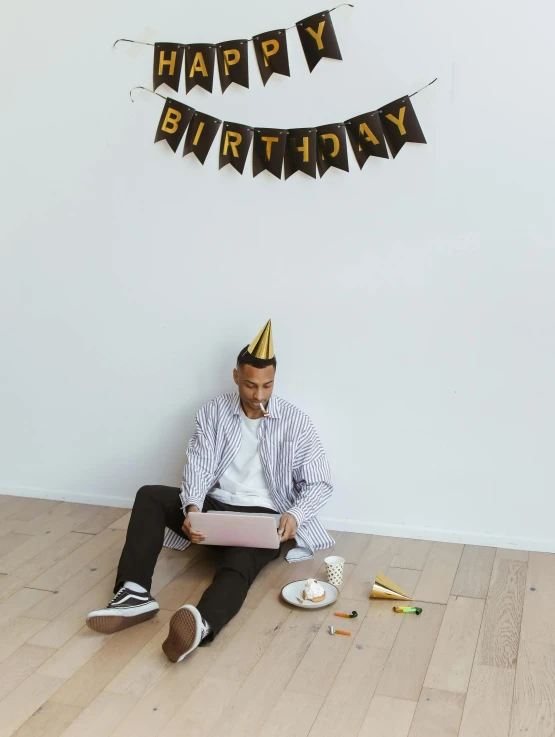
left=162, top=605, right=206, bottom=663
left=86, top=587, right=160, bottom=634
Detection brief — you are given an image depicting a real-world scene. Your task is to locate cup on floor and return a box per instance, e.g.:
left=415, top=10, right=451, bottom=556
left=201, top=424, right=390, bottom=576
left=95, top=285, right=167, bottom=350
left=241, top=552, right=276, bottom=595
left=324, top=555, right=345, bottom=586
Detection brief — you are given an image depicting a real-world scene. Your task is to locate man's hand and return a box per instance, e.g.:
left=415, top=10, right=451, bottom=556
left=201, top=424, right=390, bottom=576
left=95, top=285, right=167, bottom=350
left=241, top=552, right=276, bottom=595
left=182, top=505, right=206, bottom=544
left=278, top=513, right=298, bottom=543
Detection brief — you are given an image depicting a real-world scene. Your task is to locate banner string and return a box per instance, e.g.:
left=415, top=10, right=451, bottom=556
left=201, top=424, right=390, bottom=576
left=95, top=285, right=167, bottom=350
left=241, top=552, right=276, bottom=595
left=113, top=5, right=354, bottom=48
left=409, top=77, right=437, bottom=98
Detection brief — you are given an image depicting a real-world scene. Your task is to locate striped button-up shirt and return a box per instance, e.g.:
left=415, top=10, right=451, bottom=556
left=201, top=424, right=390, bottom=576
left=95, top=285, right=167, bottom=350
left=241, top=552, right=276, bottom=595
left=162, top=393, right=334, bottom=562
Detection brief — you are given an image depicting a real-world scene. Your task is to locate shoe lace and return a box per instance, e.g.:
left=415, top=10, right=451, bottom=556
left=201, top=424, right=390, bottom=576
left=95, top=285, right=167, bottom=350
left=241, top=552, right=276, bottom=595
left=108, top=588, right=127, bottom=606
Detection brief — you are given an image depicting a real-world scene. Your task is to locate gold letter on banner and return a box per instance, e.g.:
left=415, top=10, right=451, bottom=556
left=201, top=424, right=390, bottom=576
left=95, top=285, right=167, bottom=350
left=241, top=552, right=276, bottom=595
left=158, top=51, right=177, bottom=76
left=161, top=108, right=182, bottom=135
left=305, top=21, right=326, bottom=50
left=261, top=39, right=279, bottom=67
left=192, top=121, right=205, bottom=146
left=359, top=122, right=380, bottom=148
left=296, top=137, right=310, bottom=163
left=223, top=48, right=241, bottom=75
left=261, top=136, right=279, bottom=160
left=223, top=131, right=243, bottom=157
left=190, top=52, right=209, bottom=77
left=385, top=106, right=407, bottom=135
left=320, top=133, right=339, bottom=158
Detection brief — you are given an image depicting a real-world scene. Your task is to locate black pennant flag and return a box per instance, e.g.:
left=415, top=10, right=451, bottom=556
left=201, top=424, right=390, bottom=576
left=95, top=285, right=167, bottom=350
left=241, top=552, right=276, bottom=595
left=185, top=44, right=216, bottom=94
left=345, top=111, right=389, bottom=168
left=183, top=111, right=222, bottom=164
left=317, top=123, right=349, bottom=176
left=252, top=29, right=290, bottom=86
left=252, top=128, right=288, bottom=179
left=153, top=43, right=185, bottom=93
left=216, top=39, right=249, bottom=93
left=154, top=98, right=195, bottom=153
left=219, top=121, right=254, bottom=174
left=379, top=96, right=426, bottom=158
left=284, top=128, right=317, bottom=180
left=296, top=11, right=342, bottom=72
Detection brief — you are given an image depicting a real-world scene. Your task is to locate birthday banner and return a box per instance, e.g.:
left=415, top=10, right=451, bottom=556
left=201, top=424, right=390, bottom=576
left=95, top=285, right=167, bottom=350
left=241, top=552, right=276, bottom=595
left=114, top=6, right=349, bottom=95
left=147, top=85, right=432, bottom=179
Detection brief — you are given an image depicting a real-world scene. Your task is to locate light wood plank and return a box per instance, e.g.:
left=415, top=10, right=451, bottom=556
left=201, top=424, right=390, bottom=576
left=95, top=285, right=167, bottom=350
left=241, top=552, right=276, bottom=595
left=458, top=664, right=515, bottom=737
left=5, top=499, right=61, bottom=522
left=10, top=502, right=92, bottom=537
left=71, top=507, right=128, bottom=535
left=451, top=545, right=496, bottom=598
left=510, top=639, right=555, bottom=737
left=0, top=587, right=50, bottom=630
left=408, top=687, right=465, bottom=737
left=412, top=542, right=464, bottom=604
left=0, top=498, right=37, bottom=519
left=107, top=605, right=254, bottom=737
left=160, top=677, right=240, bottom=737
left=376, top=602, right=445, bottom=701
left=0, top=616, right=49, bottom=664
left=56, top=691, right=138, bottom=737
left=149, top=548, right=199, bottom=597
left=0, top=532, right=92, bottom=604
left=496, top=548, right=529, bottom=562
left=28, top=527, right=126, bottom=592
left=49, top=609, right=172, bottom=708
left=280, top=598, right=368, bottom=706
left=307, top=642, right=389, bottom=737
left=385, top=567, right=422, bottom=599
left=154, top=551, right=215, bottom=611
left=259, top=691, right=324, bottom=737
left=24, top=537, right=124, bottom=621
left=208, top=588, right=293, bottom=683
left=519, top=552, right=555, bottom=647
left=28, top=572, right=116, bottom=649
left=10, top=702, right=81, bottom=737
left=108, top=512, right=131, bottom=530
left=0, top=533, right=34, bottom=561
left=391, top=538, right=433, bottom=571
left=202, top=603, right=330, bottom=737
left=341, top=535, right=402, bottom=602
left=330, top=532, right=372, bottom=564
left=358, top=695, right=417, bottom=737
left=38, top=626, right=113, bottom=680
left=477, top=558, right=527, bottom=668
left=0, top=643, right=56, bottom=700
left=0, top=673, right=65, bottom=737
left=424, top=595, right=485, bottom=693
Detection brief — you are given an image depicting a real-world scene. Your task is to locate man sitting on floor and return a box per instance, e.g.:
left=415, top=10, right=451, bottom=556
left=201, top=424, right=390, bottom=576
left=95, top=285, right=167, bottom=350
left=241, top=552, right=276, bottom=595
left=86, top=320, right=334, bottom=663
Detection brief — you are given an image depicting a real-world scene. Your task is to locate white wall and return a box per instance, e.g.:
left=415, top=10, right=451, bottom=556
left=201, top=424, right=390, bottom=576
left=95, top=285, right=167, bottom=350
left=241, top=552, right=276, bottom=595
left=1, top=0, right=554, bottom=552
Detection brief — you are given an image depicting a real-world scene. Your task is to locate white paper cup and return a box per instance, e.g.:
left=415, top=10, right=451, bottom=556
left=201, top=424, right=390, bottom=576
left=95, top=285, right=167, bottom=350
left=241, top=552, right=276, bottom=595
left=324, top=555, right=345, bottom=586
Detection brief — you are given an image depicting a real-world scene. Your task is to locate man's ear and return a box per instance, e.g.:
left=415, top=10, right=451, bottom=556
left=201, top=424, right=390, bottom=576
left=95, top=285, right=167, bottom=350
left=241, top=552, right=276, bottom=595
left=233, top=368, right=238, bottom=386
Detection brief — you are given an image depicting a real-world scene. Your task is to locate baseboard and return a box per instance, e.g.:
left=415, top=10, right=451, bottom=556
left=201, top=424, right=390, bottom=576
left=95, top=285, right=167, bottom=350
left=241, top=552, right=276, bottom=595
left=2, top=485, right=552, bottom=554
left=319, top=516, right=555, bottom=554
left=0, top=485, right=133, bottom=510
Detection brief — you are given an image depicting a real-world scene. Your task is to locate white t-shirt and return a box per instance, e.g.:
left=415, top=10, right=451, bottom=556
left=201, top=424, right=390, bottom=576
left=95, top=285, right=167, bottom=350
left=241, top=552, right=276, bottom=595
left=209, top=413, right=277, bottom=511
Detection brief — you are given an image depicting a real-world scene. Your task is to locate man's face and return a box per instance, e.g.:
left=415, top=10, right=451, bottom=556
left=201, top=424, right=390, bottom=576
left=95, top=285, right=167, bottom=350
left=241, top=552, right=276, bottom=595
left=233, top=364, right=276, bottom=412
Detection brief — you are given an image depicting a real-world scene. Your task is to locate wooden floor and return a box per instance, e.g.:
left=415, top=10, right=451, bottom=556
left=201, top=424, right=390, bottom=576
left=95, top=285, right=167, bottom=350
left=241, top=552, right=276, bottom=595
left=0, top=495, right=553, bottom=737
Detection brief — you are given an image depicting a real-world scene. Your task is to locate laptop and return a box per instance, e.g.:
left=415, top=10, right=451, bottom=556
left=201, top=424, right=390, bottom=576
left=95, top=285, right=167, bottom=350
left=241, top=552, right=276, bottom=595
left=188, top=511, right=281, bottom=549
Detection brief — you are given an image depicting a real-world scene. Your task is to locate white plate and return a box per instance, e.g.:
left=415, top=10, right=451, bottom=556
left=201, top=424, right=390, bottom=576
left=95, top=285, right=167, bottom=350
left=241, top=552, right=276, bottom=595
left=281, top=580, right=338, bottom=609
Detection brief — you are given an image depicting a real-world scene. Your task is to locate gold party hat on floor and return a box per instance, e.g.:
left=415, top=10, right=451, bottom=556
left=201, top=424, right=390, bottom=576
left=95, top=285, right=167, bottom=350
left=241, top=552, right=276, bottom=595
left=370, top=573, right=412, bottom=601
left=247, top=319, right=274, bottom=360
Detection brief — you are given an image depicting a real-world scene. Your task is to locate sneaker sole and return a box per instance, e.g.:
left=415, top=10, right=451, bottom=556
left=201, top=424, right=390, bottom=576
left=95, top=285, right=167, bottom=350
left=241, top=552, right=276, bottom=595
left=86, top=609, right=158, bottom=634
left=162, top=607, right=199, bottom=663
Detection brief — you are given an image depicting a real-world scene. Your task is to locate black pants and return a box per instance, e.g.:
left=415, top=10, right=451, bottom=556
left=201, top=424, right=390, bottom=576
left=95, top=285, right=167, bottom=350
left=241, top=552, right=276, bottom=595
left=115, top=485, right=282, bottom=641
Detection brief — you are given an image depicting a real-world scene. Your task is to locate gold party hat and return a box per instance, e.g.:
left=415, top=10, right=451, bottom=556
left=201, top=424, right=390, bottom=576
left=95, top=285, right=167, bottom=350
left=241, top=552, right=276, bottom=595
left=370, top=573, right=412, bottom=601
left=247, top=319, right=274, bottom=360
